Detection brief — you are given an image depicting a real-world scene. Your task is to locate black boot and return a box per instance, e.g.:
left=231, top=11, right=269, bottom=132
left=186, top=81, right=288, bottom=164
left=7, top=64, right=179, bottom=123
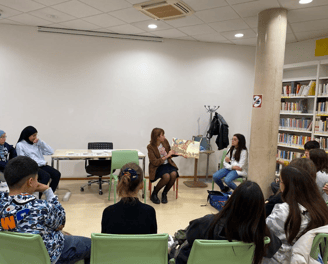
left=161, top=192, right=168, bottom=204
left=221, top=186, right=230, bottom=193
left=150, top=188, right=160, bottom=204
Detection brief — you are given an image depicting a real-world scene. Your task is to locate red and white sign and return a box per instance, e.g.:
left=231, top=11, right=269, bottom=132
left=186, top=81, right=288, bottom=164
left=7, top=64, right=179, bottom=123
left=253, top=95, right=262, bottom=108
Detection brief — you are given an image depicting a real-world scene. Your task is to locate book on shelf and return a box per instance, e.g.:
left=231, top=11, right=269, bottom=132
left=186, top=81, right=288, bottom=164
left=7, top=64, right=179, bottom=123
left=318, top=83, right=328, bottom=96
left=307, top=121, right=312, bottom=131
left=315, top=117, right=321, bottom=132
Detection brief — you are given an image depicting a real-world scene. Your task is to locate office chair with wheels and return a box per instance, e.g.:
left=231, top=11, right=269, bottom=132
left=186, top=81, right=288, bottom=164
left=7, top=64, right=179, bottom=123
left=81, top=142, right=113, bottom=195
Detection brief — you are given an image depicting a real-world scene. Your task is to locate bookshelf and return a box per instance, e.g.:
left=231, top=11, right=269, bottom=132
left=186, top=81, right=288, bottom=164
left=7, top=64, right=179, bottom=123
left=277, top=60, right=328, bottom=169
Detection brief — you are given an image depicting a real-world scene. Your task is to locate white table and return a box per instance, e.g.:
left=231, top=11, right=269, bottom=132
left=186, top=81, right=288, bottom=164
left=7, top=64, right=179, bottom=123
left=51, top=149, right=146, bottom=201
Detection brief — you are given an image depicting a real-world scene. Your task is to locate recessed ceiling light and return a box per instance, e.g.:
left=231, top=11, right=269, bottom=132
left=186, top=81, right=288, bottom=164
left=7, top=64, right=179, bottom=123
left=299, top=0, right=313, bottom=4
left=148, top=24, right=157, bottom=29
left=235, top=33, right=244, bottom=38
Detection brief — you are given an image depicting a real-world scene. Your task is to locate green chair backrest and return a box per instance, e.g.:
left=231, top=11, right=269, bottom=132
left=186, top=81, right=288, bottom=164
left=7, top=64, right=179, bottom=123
left=91, top=233, right=168, bottom=264
left=111, top=150, right=139, bottom=174
left=310, top=233, right=328, bottom=262
left=0, top=231, right=51, bottom=264
left=187, top=237, right=270, bottom=264
left=220, top=150, right=228, bottom=169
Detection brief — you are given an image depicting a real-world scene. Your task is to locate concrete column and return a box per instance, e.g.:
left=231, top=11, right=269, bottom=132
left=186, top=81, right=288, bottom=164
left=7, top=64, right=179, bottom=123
left=248, top=8, right=288, bottom=198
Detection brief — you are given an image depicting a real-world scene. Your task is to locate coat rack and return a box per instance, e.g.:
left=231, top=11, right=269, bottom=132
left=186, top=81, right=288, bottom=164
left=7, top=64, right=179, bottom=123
left=183, top=105, right=219, bottom=188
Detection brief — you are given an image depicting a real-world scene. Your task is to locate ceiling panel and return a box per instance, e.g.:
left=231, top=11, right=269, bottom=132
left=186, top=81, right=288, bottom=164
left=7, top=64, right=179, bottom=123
left=58, top=19, right=101, bottom=30
left=29, top=7, right=76, bottom=23
left=209, top=18, right=250, bottom=33
left=195, top=6, right=240, bottom=23
left=152, top=28, right=187, bottom=38
left=226, top=0, right=256, bottom=4
left=0, top=4, right=22, bottom=19
left=33, top=0, right=70, bottom=6
left=165, top=15, right=204, bottom=28
left=8, top=13, right=52, bottom=26
left=291, top=19, right=328, bottom=33
left=109, top=7, right=149, bottom=23
left=178, top=24, right=217, bottom=36
left=132, top=19, right=172, bottom=32
left=278, top=0, right=328, bottom=10
left=0, top=0, right=45, bottom=12
left=288, top=5, right=328, bottom=23
left=243, top=16, right=257, bottom=28
left=107, top=23, right=145, bottom=34
left=294, top=29, right=328, bottom=42
left=83, top=13, right=125, bottom=28
left=0, top=18, right=22, bottom=25
left=79, top=0, right=130, bottom=13
left=51, top=0, right=102, bottom=18
left=220, top=28, right=256, bottom=40
left=232, top=0, right=280, bottom=17
left=176, top=36, right=197, bottom=41
left=193, top=33, right=231, bottom=43
left=182, top=0, right=228, bottom=11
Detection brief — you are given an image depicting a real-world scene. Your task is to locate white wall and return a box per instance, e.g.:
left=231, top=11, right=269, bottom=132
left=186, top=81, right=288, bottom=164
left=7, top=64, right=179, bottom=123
left=285, top=37, right=328, bottom=64
left=0, top=24, right=256, bottom=177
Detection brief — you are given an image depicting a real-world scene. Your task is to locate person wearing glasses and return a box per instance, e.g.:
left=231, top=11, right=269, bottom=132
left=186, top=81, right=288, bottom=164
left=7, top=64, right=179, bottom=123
left=16, top=126, right=61, bottom=194
left=0, top=130, right=17, bottom=173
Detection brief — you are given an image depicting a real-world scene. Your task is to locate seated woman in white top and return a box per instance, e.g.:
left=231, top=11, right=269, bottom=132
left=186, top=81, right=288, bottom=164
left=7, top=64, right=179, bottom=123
left=16, top=126, right=61, bottom=194
left=262, top=166, right=328, bottom=264
left=212, top=133, right=248, bottom=192
left=309, top=148, right=328, bottom=202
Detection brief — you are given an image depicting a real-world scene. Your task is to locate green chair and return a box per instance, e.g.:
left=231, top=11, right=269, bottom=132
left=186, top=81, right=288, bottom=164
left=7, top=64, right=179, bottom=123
left=212, top=149, right=246, bottom=191
left=91, top=233, right=168, bottom=264
left=0, top=231, right=85, bottom=264
left=0, top=231, right=51, bottom=264
left=310, top=233, right=328, bottom=262
left=108, top=150, right=146, bottom=204
left=187, top=237, right=270, bottom=264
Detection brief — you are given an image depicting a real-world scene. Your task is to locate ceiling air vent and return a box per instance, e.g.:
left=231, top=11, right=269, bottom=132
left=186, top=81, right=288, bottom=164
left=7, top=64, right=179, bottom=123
left=134, top=0, right=194, bottom=21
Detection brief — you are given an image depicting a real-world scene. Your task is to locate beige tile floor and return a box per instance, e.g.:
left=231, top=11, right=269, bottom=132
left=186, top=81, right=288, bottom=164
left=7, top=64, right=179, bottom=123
left=55, top=179, right=219, bottom=238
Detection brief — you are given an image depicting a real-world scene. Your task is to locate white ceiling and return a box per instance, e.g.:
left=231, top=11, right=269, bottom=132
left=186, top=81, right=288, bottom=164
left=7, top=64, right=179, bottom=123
left=0, top=0, right=328, bottom=46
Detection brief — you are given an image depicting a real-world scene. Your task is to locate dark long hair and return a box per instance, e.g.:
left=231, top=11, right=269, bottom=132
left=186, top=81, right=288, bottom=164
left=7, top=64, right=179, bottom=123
left=150, top=128, right=164, bottom=147
left=228, top=133, right=247, bottom=162
left=281, top=166, right=328, bottom=244
left=309, top=149, right=327, bottom=172
left=289, top=158, right=317, bottom=180
left=208, top=181, right=268, bottom=264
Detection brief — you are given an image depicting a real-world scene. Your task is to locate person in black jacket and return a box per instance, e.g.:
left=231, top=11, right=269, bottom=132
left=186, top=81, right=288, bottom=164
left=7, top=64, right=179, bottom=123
left=101, top=162, right=157, bottom=234
left=0, top=130, right=17, bottom=173
left=175, top=181, right=281, bottom=264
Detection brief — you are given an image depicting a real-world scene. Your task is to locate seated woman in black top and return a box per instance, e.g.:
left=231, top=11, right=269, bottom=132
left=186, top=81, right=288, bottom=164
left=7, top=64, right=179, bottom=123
left=175, top=181, right=281, bottom=264
left=101, top=162, right=157, bottom=234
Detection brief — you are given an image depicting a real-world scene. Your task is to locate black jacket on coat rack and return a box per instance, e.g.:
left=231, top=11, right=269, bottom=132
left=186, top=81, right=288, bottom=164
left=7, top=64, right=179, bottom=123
left=207, top=112, right=229, bottom=150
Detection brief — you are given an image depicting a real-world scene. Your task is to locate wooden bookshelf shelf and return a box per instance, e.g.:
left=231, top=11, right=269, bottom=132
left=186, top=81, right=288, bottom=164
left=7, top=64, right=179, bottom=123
left=278, top=128, right=311, bottom=133
left=314, top=133, right=328, bottom=137
left=281, top=96, right=315, bottom=99
left=282, top=77, right=316, bottom=82
left=280, top=112, right=313, bottom=116
left=277, top=144, right=304, bottom=150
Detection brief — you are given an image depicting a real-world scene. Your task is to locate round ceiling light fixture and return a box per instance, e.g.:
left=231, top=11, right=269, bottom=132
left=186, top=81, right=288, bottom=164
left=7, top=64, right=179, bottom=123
left=148, top=24, right=157, bottom=29
left=235, top=33, right=244, bottom=38
left=299, top=0, right=313, bottom=4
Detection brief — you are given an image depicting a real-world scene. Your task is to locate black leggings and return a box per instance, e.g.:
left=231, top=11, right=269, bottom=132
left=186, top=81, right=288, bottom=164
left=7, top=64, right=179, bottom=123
left=38, top=165, right=61, bottom=193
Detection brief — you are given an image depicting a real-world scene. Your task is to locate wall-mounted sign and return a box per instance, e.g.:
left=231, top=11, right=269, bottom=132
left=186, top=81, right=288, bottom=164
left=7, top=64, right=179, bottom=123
left=253, top=95, right=262, bottom=108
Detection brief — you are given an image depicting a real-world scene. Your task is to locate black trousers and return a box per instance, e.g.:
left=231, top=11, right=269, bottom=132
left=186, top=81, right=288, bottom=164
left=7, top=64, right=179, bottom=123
left=38, top=165, right=61, bottom=192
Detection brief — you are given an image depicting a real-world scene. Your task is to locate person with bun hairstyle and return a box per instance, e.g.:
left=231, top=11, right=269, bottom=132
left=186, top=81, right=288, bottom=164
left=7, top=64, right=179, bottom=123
left=101, top=162, right=157, bottom=234
left=16, top=126, right=61, bottom=194
left=147, top=128, right=183, bottom=204
left=263, top=166, right=328, bottom=264
left=212, top=133, right=248, bottom=192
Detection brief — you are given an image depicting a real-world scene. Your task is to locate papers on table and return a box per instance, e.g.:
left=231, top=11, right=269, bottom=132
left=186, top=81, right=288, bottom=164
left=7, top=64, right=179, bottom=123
left=91, top=150, right=112, bottom=153
left=66, top=152, right=109, bottom=156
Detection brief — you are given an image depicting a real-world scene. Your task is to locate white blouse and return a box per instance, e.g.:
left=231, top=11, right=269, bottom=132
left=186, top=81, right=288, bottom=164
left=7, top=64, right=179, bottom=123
left=223, top=148, right=248, bottom=177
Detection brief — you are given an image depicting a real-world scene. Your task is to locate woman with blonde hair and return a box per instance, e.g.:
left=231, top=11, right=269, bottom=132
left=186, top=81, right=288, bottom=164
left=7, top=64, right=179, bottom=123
left=101, top=162, right=157, bottom=234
